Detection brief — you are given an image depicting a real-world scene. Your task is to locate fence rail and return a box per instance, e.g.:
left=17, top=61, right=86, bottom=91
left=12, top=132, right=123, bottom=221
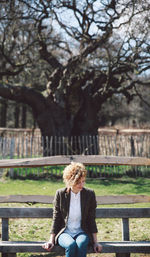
left=0, top=155, right=150, bottom=168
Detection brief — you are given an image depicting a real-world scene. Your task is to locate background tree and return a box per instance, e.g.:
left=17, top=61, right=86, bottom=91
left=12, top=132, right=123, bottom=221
left=0, top=0, right=150, bottom=141
left=98, top=84, right=150, bottom=128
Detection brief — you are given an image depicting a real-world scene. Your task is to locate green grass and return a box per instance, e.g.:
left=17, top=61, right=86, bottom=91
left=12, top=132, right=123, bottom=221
left=0, top=176, right=150, bottom=196
left=0, top=178, right=63, bottom=195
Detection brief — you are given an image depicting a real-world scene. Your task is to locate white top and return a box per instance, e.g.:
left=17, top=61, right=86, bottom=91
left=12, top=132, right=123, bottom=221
left=64, top=190, right=84, bottom=237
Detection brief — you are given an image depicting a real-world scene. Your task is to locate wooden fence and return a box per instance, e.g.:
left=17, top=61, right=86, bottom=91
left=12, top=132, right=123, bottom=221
left=0, top=134, right=150, bottom=158
left=0, top=129, right=150, bottom=178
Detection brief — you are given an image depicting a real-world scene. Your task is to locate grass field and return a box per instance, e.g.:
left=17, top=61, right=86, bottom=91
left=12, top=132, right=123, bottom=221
left=0, top=176, right=150, bottom=257
left=1, top=176, right=150, bottom=196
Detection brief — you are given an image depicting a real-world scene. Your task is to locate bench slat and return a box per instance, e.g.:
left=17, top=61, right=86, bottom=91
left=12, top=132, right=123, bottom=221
left=96, top=208, right=150, bottom=218
left=1, top=195, right=150, bottom=204
left=0, top=208, right=52, bottom=218
left=1, top=207, right=150, bottom=218
left=0, top=241, right=150, bottom=254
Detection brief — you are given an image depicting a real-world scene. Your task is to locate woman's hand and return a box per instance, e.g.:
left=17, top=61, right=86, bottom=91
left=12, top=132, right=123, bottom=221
left=42, top=241, right=54, bottom=252
left=93, top=242, right=102, bottom=253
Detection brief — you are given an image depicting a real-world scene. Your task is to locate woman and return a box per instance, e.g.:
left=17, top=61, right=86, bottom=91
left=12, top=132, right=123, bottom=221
left=42, top=162, right=102, bottom=257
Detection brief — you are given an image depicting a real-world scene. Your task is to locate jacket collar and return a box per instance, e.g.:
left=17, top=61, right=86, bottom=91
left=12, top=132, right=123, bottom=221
left=64, top=187, right=86, bottom=216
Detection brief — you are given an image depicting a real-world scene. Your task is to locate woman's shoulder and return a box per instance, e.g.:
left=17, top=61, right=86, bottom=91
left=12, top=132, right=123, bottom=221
left=55, top=187, right=67, bottom=195
left=54, top=188, right=68, bottom=202
left=83, top=187, right=95, bottom=195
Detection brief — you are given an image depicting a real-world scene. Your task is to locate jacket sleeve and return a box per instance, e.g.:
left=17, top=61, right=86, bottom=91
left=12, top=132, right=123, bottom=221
left=50, top=190, right=64, bottom=234
left=87, top=190, right=98, bottom=233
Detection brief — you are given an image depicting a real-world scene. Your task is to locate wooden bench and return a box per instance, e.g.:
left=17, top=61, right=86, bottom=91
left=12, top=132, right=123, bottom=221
left=0, top=207, right=150, bottom=257
left=0, top=154, right=150, bottom=256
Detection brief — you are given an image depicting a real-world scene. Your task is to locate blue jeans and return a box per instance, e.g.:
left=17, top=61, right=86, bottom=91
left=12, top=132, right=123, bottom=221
left=58, top=232, right=89, bottom=257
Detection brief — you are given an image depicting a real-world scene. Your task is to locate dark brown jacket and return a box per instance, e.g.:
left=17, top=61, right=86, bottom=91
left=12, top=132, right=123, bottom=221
left=50, top=187, right=98, bottom=244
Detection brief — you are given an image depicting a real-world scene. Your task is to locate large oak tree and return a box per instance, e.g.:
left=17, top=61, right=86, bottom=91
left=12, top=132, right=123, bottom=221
left=0, top=0, right=150, bottom=139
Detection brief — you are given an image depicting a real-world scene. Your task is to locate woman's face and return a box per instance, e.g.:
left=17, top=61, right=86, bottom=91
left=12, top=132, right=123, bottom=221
left=71, top=177, right=86, bottom=193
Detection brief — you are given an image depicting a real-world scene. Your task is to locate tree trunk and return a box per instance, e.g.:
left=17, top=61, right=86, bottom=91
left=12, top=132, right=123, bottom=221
left=14, top=103, right=20, bottom=128
left=0, top=98, right=8, bottom=127
left=21, top=104, right=27, bottom=128
left=36, top=100, right=99, bottom=156
left=0, top=83, right=101, bottom=156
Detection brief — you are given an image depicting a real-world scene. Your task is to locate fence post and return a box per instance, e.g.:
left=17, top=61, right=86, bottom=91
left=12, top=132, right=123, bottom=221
left=9, top=137, right=15, bottom=178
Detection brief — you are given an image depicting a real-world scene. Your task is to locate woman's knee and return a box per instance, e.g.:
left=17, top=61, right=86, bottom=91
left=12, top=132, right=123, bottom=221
left=67, top=240, right=77, bottom=250
left=76, top=233, right=89, bottom=248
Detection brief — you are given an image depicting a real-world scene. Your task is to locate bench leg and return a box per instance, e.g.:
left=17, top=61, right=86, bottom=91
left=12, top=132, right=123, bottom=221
left=2, top=254, right=16, bottom=257
left=116, top=254, right=130, bottom=257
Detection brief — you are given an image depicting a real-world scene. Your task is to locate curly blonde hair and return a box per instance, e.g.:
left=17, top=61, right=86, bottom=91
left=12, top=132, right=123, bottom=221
left=63, top=162, right=87, bottom=189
